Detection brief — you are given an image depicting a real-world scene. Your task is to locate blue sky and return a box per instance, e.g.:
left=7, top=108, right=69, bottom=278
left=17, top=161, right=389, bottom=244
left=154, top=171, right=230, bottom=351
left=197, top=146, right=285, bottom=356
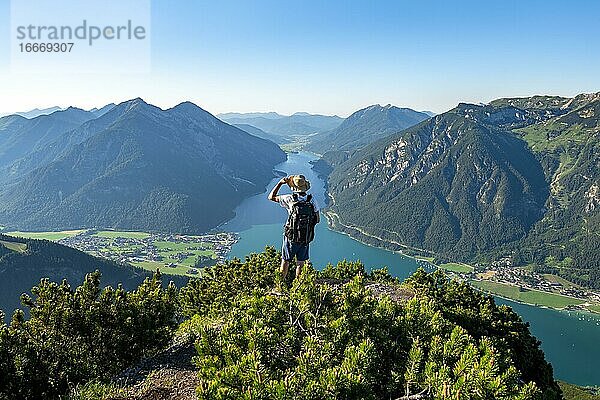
left=1, top=0, right=599, bottom=116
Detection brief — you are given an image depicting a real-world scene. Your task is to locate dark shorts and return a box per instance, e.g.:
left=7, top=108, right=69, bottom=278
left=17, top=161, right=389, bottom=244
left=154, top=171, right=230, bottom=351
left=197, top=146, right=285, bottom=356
left=281, top=236, right=309, bottom=262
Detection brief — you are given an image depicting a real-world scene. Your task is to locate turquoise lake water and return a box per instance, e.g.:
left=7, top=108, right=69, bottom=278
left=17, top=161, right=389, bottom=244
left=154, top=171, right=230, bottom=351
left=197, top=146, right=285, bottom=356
left=222, top=151, right=600, bottom=386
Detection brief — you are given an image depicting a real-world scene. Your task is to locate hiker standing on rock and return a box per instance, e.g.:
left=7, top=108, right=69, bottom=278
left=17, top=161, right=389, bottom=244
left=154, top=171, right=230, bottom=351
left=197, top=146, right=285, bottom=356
left=268, top=174, right=320, bottom=289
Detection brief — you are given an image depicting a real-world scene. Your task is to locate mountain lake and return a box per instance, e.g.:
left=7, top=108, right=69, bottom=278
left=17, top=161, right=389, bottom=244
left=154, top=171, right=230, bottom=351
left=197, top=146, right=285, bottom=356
left=221, top=151, right=600, bottom=386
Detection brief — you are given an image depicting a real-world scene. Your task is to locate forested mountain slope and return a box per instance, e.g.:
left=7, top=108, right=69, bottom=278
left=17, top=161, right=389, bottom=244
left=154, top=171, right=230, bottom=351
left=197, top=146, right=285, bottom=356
left=0, top=233, right=157, bottom=322
left=0, top=107, right=96, bottom=168
left=326, top=93, right=599, bottom=286
left=511, top=93, right=600, bottom=286
left=0, top=98, right=286, bottom=233
left=307, top=104, right=430, bottom=154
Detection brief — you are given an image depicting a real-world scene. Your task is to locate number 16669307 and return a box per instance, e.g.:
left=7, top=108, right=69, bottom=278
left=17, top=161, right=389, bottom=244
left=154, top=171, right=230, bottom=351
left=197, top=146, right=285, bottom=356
left=19, top=42, right=74, bottom=52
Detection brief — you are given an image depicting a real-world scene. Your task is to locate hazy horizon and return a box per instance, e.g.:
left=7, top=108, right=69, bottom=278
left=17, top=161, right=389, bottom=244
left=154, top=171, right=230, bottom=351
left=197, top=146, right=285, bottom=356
left=1, top=0, right=599, bottom=116
left=3, top=89, right=600, bottom=120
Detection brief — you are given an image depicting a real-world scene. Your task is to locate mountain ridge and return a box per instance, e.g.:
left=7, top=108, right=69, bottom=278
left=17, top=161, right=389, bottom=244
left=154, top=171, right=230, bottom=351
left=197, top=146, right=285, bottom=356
left=0, top=98, right=286, bottom=234
left=306, top=104, right=430, bottom=154
left=0, top=107, right=98, bottom=169
left=6, top=106, right=64, bottom=119
left=324, top=92, right=599, bottom=287
left=218, top=111, right=343, bottom=141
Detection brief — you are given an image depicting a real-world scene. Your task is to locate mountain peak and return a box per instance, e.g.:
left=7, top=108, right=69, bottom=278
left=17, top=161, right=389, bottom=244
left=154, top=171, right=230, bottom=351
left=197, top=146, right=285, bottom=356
left=126, top=97, right=148, bottom=107
left=356, top=104, right=423, bottom=117
left=115, top=98, right=163, bottom=116
left=168, top=101, right=215, bottom=122
left=361, top=104, right=403, bottom=114
left=170, top=101, right=206, bottom=113
left=63, top=106, right=87, bottom=113
left=307, top=104, right=430, bottom=153
left=364, top=104, right=383, bottom=112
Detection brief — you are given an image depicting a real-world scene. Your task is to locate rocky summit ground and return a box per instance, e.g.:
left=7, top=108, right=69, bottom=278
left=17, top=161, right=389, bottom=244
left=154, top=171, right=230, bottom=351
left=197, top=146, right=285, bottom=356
left=109, top=336, right=198, bottom=400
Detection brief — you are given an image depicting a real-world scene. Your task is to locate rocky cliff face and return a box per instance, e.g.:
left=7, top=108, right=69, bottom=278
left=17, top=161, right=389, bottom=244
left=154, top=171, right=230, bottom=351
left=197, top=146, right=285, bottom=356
left=586, top=183, right=600, bottom=213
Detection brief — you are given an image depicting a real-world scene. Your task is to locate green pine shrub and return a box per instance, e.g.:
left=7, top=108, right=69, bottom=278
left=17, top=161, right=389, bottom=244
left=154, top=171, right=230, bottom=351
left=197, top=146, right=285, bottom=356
left=182, top=251, right=559, bottom=399
left=0, top=271, right=177, bottom=399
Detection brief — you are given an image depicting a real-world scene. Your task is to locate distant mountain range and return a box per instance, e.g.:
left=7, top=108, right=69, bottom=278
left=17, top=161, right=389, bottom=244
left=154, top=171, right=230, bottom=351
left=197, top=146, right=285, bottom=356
left=0, top=107, right=99, bottom=167
left=233, top=123, right=290, bottom=144
left=3, top=106, right=63, bottom=119
left=0, top=104, right=116, bottom=119
left=324, top=93, right=600, bottom=288
left=0, top=98, right=286, bottom=233
left=218, top=111, right=343, bottom=141
left=218, top=111, right=283, bottom=120
left=306, top=104, right=430, bottom=154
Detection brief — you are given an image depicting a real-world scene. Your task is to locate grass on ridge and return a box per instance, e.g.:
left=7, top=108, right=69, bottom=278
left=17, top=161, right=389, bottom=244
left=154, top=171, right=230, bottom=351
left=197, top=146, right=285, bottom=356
left=0, top=240, right=27, bottom=253
left=5, top=230, right=85, bottom=241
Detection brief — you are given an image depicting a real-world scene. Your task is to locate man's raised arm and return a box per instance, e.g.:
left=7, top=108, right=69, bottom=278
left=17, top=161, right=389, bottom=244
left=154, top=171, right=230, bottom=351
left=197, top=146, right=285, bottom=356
left=268, top=177, right=288, bottom=202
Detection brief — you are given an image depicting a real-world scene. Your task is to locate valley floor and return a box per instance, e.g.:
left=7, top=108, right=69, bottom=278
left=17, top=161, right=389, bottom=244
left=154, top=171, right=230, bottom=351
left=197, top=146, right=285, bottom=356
left=5, top=229, right=238, bottom=277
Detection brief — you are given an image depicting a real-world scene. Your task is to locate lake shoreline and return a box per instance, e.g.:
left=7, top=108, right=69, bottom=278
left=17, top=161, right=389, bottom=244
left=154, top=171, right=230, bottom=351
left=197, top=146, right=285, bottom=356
left=216, top=150, right=600, bottom=386
left=323, top=208, right=434, bottom=257
left=322, top=208, right=600, bottom=315
left=472, top=284, right=600, bottom=317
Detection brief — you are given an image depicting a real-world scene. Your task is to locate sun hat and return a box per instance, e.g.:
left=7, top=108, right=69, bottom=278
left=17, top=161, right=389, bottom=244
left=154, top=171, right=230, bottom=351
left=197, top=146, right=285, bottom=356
left=287, top=175, right=310, bottom=192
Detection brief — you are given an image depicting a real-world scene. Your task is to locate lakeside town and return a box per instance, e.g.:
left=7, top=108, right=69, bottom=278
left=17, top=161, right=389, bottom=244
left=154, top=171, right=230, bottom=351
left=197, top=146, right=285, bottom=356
left=435, top=256, right=600, bottom=312
left=325, top=206, right=600, bottom=313
left=58, top=230, right=239, bottom=276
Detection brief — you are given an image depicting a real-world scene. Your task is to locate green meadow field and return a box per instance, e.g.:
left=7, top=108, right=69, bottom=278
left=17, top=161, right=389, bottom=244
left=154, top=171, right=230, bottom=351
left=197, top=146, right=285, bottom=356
left=94, top=230, right=151, bottom=239
left=438, top=262, right=474, bottom=273
left=471, top=280, right=587, bottom=309
left=0, top=240, right=28, bottom=253
left=6, top=230, right=85, bottom=241
left=3, top=229, right=221, bottom=277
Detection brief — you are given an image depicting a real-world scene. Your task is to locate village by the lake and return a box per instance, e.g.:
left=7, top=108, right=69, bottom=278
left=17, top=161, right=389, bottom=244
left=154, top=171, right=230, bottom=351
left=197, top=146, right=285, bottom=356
left=61, top=230, right=238, bottom=276
left=424, top=257, right=600, bottom=313
left=4, top=229, right=239, bottom=277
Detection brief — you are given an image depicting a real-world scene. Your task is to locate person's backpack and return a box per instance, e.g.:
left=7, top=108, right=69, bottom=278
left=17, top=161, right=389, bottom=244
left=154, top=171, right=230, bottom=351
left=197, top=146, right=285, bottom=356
left=285, top=194, right=317, bottom=244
